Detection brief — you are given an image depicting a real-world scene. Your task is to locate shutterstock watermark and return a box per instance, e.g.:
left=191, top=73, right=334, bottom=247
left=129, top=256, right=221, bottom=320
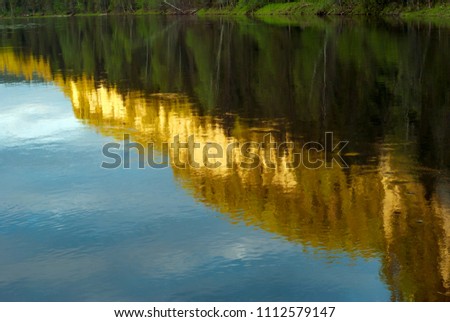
left=101, top=132, right=349, bottom=170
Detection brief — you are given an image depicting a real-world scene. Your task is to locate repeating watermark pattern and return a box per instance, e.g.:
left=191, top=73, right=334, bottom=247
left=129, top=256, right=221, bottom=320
left=101, top=132, right=349, bottom=170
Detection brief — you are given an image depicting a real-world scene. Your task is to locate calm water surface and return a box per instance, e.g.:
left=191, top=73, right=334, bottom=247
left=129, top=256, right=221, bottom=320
left=0, top=16, right=449, bottom=301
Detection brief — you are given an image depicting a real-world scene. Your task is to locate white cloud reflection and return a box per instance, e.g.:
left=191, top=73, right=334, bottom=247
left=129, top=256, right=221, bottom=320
left=0, top=83, right=83, bottom=148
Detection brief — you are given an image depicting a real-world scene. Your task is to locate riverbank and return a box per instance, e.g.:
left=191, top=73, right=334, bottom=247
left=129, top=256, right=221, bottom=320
left=2, top=2, right=450, bottom=19
left=197, top=1, right=450, bottom=18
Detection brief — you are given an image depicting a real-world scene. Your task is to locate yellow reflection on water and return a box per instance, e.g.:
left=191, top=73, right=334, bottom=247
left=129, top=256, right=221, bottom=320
left=0, top=49, right=53, bottom=81
left=2, top=49, right=450, bottom=301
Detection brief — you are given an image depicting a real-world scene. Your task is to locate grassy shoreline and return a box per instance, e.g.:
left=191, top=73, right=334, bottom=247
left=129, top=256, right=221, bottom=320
left=1, top=2, right=450, bottom=19
left=198, top=1, right=450, bottom=18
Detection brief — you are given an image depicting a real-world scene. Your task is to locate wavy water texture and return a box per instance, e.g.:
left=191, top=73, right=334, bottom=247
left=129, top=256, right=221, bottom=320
left=1, top=17, right=450, bottom=300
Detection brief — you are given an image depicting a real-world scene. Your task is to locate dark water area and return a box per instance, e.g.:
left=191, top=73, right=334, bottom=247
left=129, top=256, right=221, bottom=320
left=0, top=15, right=449, bottom=301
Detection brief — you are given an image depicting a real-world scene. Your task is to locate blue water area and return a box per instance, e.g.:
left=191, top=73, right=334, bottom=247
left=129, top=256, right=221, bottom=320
left=0, top=83, right=390, bottom=301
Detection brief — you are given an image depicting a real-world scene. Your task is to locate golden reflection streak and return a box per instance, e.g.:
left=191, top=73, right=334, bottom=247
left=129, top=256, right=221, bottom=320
left=1, top=49, right=450, bottom=301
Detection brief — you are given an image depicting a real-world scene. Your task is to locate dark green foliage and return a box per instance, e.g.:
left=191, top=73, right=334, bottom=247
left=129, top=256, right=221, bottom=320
left=362, top=0, right=389, bottom=14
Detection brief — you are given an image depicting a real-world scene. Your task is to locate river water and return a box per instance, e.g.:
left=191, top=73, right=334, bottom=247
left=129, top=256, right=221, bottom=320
left=0, top=15, right=449, bottom=301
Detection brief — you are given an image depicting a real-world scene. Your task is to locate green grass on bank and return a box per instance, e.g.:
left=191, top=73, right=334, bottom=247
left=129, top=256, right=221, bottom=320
left=197, top=0, right=352, bottom=16
left=401, top=4, right=450, bottom=17
left=198, top=1, right=450, bottom=17
left=3, top=1, right=450, bottom=18
left=254, top=1, right=450, bottom=16
left=255, top=1, right=350, bottom=16
left=399, top=5, right=450, bottom=27
left=255, top=1, right=328, bottom=15
left=197, top=6, right=250, bottom=16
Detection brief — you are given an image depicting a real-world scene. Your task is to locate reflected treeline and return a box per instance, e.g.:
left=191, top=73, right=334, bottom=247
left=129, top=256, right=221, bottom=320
left=1, top=16, right=450, bottom=301
left=1, top=16, right=449, bottom=167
